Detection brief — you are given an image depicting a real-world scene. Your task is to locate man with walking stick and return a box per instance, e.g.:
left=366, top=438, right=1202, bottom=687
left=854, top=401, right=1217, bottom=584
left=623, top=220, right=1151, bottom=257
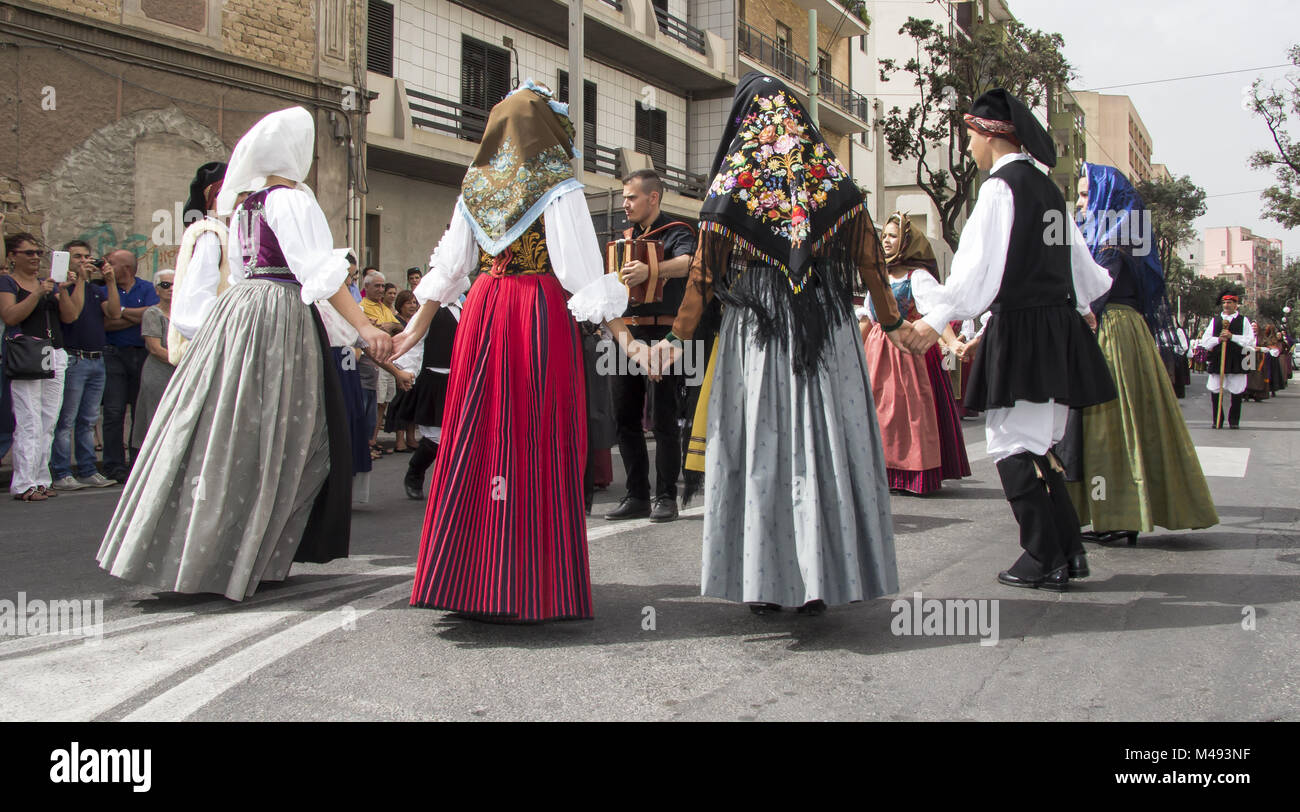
left=1201, top=290, right=1253, bottom=429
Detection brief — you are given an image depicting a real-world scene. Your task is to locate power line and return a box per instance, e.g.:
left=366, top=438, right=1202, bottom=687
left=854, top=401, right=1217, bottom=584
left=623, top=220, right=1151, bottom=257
left=1205, top=189, right=1269, bottom=199
left=1079, top=64, right=1292, bottom=92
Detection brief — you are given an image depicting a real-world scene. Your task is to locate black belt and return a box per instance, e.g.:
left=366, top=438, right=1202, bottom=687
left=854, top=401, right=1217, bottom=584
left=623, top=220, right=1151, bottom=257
left=68, top=349, right=103, bottom=359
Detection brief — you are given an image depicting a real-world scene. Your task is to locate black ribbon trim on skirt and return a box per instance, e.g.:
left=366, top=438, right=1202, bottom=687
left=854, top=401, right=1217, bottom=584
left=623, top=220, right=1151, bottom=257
left=294, top=304, right=353, bottom=564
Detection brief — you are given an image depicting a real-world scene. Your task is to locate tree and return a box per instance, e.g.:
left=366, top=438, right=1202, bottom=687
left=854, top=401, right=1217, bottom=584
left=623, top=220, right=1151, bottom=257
left=1255, top=257, right=1300, bottom=330
left=1182, top=277, right=1245, bottom=340
left=878, top=17, right=1071, bottom=251
left=1247, top=45, right=1300, bottom=229
left=1135, top=174, right=1207, bottom=281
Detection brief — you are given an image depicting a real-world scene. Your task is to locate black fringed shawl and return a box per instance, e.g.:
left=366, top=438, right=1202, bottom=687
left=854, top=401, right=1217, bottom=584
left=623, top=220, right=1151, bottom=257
left=696, top=72, right=886, bottom=375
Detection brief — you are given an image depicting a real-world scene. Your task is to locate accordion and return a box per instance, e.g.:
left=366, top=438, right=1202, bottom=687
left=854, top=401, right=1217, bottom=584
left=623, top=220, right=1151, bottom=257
left=606, top=220, right=696, bottom=305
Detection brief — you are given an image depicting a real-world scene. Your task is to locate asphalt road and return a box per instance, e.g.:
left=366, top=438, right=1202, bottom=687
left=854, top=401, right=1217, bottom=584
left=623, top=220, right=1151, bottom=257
left=1, top=372, right=1297, bottom=721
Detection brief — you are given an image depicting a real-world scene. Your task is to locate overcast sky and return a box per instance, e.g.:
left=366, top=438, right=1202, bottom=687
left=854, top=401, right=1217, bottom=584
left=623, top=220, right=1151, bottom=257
left=1009, top=0, right=1299, bottom=262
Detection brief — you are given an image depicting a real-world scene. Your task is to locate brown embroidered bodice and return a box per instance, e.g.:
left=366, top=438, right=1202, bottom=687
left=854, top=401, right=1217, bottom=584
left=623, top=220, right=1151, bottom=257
left=478, top=220, right=551, bottom=277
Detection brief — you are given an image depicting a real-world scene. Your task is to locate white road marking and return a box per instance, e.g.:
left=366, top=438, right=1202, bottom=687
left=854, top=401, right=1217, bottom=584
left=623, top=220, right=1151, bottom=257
left=123, top=581, right=412, bottom=721
left=1194, top=447, right=1251, bottom=478
left=587, top=506, right=705, bottom=541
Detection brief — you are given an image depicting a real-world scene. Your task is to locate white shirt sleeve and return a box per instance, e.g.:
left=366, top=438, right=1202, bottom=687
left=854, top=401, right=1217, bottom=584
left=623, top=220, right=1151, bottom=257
left=544, top=189, right=628, bottom=324
left=416, top=210, right=478, bottom=306
left=913, top=178, right=1015, bottom=333
left=172, top=230, right=222, bottom=339
left=1200, top=319, right=1219, bottom=350
left=243, top=188, right=350, bottom=305
left=1068, top=219, right=1113, bottom=315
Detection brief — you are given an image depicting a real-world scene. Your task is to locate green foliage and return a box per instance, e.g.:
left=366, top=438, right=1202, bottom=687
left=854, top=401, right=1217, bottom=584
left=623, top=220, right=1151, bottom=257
left=1247, top=45, right=1300, bottom=229
left=1135, top=175, right=1207, bottom=278
left=1254, top=257, right=1300, bottom=330
left=877, top=16, right=1071, bottom=251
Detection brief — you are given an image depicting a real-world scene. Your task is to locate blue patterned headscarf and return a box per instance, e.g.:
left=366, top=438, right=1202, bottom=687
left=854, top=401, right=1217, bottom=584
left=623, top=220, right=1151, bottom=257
left=1078, top=163, right=1173, bottom=342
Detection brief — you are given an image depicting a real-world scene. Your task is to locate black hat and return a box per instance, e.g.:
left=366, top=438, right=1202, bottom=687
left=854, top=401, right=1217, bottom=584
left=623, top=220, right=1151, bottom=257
left=183, top=161, right=227, bottom=225
left=1219, top=289, right=1241, bottom=303
left=967, top=89, right=1056, bottom=168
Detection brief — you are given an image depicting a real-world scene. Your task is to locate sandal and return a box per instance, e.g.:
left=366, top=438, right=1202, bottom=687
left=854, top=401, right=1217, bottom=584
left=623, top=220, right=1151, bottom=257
left=37, top=485, right=57, bottom=498
left=14, top=487, right=47, bottom=502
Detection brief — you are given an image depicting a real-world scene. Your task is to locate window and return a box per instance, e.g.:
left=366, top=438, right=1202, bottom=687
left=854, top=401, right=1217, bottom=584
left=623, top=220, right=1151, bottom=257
left=859, top=35, right=867, bottom=54
left=739, top=0, right=746, bottom=22
left=635, top=104, right=668, bottom=168
left=775, top=21, right=794, bottom=78
left=461, top=36, right=512, bottom=141
left=557, top=70, right=598, bottom=152
left=366, top=0, right=393, bottom=77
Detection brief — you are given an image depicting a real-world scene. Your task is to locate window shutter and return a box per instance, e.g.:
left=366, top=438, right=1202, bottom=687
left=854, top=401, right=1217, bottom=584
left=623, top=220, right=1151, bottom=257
left=367, top=0, right=394, bottom=77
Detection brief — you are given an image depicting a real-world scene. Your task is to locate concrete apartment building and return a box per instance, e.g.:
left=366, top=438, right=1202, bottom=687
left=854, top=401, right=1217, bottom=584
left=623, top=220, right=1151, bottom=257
left=1048, top=85, right=1087, bottom=207
left=1072, top=90, right=1154, bottom=184
left=1201, top=226, right=1285, bottom=306
left=362, top=0, right=872, bottom=275
left=0, top=0, right=362, bottom=274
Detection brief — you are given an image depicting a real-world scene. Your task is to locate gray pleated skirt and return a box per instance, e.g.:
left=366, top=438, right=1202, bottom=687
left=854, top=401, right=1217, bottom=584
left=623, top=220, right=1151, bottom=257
left=701, top=305, right=899, bottom=607
left=97, top=280, right=331, bottom=600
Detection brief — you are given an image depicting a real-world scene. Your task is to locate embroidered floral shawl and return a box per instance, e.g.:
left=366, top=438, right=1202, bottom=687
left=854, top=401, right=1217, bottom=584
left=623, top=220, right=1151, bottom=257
left=457, top=82, right=582, bottom=256
left=696, top=72, right=888, bottom=375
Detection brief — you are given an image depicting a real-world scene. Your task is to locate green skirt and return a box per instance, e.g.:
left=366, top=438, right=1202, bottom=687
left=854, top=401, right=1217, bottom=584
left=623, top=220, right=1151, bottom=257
left=1067, top=305, right=1218, bottom=532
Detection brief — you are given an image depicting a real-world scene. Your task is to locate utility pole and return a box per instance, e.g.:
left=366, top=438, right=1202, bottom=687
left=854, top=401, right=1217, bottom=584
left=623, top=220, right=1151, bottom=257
left=568, top=0, right=584, bottom=178
left=807, top=7, right=819, bottom=127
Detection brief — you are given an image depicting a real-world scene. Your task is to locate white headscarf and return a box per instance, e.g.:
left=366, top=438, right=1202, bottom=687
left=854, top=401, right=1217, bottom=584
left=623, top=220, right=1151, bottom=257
left=215, top=107, right=316, bottom=215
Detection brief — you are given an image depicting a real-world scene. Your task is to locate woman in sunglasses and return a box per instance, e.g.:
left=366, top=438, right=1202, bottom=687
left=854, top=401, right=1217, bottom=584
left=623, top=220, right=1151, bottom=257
left=1, top=233, right=85, bottom=501
left=131, top=269, right=175, bottom=454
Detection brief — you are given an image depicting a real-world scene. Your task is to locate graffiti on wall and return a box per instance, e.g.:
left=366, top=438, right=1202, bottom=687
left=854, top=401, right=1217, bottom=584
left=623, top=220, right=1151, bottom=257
left=75, top=222, right=179, bottom=278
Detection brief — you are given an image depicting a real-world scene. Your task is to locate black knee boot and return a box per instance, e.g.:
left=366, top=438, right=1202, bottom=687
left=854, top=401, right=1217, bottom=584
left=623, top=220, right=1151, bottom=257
left=1043, top=451, right=1089, bottom=577
left=405, top=438, right=438, bottom=500
left=995, top=451, right=1069, bottom=591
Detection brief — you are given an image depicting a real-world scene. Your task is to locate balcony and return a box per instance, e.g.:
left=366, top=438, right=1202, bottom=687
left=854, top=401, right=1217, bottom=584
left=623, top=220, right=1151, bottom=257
left=367, top=73, right=707, bottom=202
left=737, top=22, right=871, bottom=133
left=453, top=0, right=733, bottom=95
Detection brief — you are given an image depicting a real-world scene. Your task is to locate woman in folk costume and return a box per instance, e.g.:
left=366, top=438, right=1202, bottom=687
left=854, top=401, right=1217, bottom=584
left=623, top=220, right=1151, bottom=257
left=653, top=73, right=906, bottom=615
left=1062, top=163, right=1217, bottom=545
left=905, top=89, right=1115, bottom=592
left=397, top=83, right=644, bottom=622
left=98, top=107, right=393, bottom=600
left=169, top=161, right=229, bottom=364
left=860, top=212, right=970, bottom=494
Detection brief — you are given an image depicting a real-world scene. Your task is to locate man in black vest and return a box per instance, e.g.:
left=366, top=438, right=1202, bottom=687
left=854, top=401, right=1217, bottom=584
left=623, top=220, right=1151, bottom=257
left=1199, top=290, right=1254, bottom=428
left=903, top=89, right=1117, bottom=592
left=606, top=169, right=697, bottom=523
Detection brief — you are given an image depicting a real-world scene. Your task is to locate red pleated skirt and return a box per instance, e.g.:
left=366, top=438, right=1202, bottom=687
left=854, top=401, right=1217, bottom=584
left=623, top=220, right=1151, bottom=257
left=410, top=272, right=592, bottom=620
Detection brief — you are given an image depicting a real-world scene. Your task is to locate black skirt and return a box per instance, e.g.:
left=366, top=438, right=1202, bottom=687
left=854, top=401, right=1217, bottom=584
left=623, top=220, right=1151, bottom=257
left=390, top=366, right=450, bottom=429
left=964, top=304, right=1117, bottom=411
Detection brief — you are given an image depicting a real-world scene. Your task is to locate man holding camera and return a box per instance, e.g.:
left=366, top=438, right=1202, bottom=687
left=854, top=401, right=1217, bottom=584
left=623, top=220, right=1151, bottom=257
left=98, top=249, right=159, bottom=482
left=50, top=241, right=121, bottom=490
left=605, top=169, right=696, bottom=523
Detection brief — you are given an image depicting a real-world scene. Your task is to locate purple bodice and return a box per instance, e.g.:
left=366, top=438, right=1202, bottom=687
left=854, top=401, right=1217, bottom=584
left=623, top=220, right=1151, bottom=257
left=236, top=186, right=292, bottom=273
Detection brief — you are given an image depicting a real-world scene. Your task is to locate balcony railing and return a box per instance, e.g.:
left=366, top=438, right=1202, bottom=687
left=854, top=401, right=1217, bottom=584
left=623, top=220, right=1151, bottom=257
left=818, top=72, right=871, bottom=122
left=600, top=0, right=624, bottom=10
left=408, top=87, right=492, bottom=142
left=654, top=7, right=706, bottom=55
left=738, top=22, right=809, bottom=86
left=656, top=162, right=708, bottom=200
left=737, top=22, right=871, bottom=123
left=588, top=143, right=620, bottom=177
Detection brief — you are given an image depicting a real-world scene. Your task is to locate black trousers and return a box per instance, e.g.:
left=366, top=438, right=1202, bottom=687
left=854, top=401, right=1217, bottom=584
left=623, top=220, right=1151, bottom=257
left=102, top=344, right=148, bottom=474
left=613, top=326, right=682, bottom=500
left=996, top=451, right=1084, bottom=575
left=1210, top=391, right=1242, bottom=427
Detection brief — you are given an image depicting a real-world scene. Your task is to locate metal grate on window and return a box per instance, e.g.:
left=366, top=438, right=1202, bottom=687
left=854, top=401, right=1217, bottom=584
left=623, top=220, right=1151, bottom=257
left=367, top=0, right=394, bottom=77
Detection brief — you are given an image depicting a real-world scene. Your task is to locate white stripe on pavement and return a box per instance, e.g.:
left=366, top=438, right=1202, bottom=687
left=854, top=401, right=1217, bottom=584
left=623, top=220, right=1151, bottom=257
left=122, top=581, right=413, bottom=721
left=1194, top=446, right=1251, bottom=478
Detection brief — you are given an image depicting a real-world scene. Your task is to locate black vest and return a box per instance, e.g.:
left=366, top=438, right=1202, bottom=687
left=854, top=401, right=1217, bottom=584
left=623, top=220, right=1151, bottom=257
left=421, top=306, right=459, bottom=370
left=1207, top=314, right=1246, bottom=375
left=989, top=159, right=1075, bottom=312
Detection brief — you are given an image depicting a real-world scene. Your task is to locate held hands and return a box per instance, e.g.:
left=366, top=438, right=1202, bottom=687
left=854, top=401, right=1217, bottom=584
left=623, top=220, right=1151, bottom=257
left=956, top=335, right=979, bottom=362
left=896, top=319, right=940, bottom=355
left=390, top=328, right=419, bottom=360
left=359, top=324, right=394, bottom=364
left=620, top=260, right=650, bottom=288
left=1085, top=312, right=1098, bottom=332
left=395, top=369, right=415, bottom=391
